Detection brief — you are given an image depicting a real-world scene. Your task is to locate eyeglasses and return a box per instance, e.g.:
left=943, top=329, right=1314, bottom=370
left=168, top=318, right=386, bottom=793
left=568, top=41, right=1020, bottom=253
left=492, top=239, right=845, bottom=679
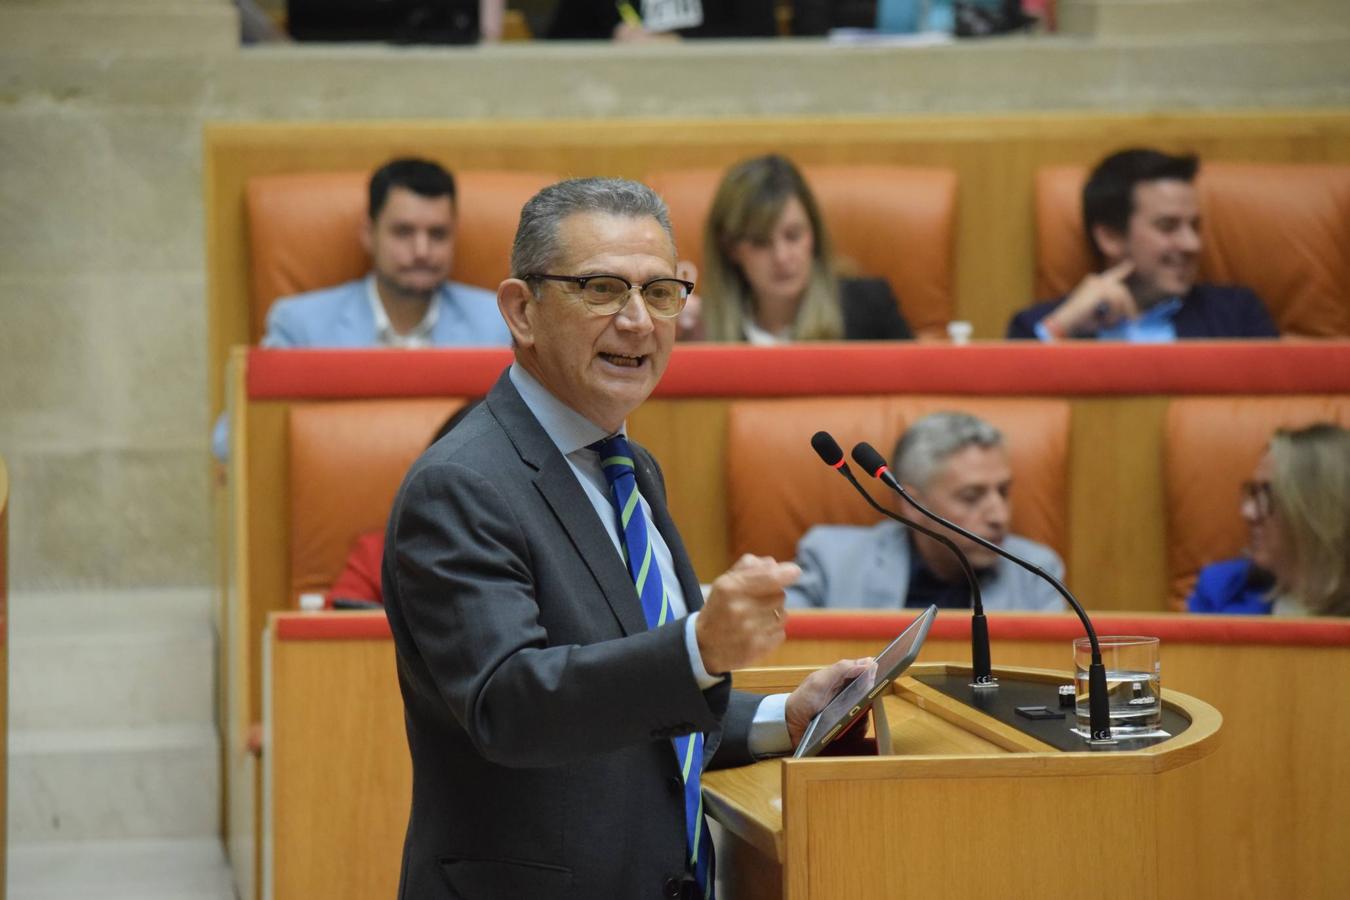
left=524, top=273, right=694, bottom=318
left=1240, top=480, right=1274, bottom=518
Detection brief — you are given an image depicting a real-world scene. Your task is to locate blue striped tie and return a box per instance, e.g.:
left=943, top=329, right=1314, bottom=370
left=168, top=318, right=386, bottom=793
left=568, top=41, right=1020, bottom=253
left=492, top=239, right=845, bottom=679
left=590, top=434, right=715, bottom=900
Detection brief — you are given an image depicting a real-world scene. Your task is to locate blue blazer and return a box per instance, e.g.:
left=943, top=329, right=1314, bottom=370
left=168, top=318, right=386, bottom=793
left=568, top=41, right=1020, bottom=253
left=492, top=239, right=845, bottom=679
left=1006, top=283, right=1280, bottom=340
left=1186, top=557, right=1274, bottom=614
left=212, top=277, right=510, bottom=460
left=261, top=277, right=510, bottom=348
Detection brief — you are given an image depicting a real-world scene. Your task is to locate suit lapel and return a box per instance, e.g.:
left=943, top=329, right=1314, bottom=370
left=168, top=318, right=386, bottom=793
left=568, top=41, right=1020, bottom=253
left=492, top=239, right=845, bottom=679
left=534, top=459, right=649, bottom=636
left=877, top=522, right=913, bottom=607
left=487, top=371, right=649, bottom=637
left=430, top=284, right=462, bottom=344
left=341, top=281, right=376, bottom=345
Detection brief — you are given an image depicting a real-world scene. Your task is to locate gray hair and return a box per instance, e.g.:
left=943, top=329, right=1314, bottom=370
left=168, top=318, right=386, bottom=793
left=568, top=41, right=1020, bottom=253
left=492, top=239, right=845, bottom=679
left=510, top=177, right=675, bottom=279
left=893, top=412, right=1005, bottom=489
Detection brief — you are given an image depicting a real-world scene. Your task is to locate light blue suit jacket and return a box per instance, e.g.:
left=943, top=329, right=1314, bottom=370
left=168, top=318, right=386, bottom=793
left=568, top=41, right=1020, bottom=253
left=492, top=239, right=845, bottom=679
left=260, top=277, right=509, bottom=347
left=212, top=277, right=510, bottom=459
left=785, top=520, right=1066, bottom=612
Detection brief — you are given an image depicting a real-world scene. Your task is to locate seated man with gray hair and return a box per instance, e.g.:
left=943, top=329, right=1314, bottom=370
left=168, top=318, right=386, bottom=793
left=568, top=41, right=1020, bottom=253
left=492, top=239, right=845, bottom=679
left=786, top=412, right=1065, bottom=611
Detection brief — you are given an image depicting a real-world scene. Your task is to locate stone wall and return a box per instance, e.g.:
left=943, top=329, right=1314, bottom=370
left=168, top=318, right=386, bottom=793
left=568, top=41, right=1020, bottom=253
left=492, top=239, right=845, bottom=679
left=1, top=0, right=1348, bottom=591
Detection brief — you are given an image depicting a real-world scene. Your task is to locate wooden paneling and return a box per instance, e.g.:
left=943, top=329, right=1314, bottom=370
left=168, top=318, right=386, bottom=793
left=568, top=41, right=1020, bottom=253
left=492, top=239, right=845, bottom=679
left=219, top=110, right=1350, bottom=897
left=762, top=627, right=1350, bottom=900
left=1068, top=396, right=1172, bottom=610
left=722, top=663, right=1221, bottom=900
left=204, top=110, right=1350, bottom=420
left=263, top=644, right=1235, bottom=899
left=267, top=633, right=409, bottom=900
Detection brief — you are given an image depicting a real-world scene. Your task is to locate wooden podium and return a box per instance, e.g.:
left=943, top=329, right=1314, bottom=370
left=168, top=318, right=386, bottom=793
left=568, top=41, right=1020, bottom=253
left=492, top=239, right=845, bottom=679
left=705, top=663, right=1222, bottom=900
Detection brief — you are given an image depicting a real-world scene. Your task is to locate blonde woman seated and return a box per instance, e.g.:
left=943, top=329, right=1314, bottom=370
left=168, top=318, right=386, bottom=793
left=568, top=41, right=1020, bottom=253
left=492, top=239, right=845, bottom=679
left=687, top=155, right=913, bottom=344
left=1187, top=423, right=1350, bottom=616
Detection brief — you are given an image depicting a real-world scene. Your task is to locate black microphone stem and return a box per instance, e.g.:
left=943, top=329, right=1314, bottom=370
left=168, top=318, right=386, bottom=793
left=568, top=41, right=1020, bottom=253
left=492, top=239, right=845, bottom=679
left=853, top=443, right=1113, bottom=741
left=811, top=433, right=993, bottom=685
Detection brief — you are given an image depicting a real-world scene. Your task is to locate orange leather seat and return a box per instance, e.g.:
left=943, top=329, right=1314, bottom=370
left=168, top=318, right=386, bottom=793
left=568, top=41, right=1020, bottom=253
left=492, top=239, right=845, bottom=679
left=1163, top=396, right=1350, bottom=608
left=725, top=397, right=1071, bottom=567
left=644, top=165, right=958, bottom=339
left=246, top=169, right=559, bottom=343
left=288, top=398, right=467, bottom=602
left=1035, top=162, right=1350, bottom=337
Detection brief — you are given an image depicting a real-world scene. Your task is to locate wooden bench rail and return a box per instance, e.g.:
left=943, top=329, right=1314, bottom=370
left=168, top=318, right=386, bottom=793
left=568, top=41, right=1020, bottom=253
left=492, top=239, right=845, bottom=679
left=245, top=342, right=1350, bottom=400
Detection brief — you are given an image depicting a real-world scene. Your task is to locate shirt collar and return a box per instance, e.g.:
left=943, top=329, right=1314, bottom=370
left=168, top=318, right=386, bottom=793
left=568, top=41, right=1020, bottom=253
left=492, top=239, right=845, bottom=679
left=509, top=362, right=618, bottom=457
left=904, top=529, right=997, bottom=582
left=1137, top=296, right=1183, bottom=324
left=1095, top=296, right=1183, bottom=342
left=742, top=316, right=789, bottom=346
left=366, top=274, right=440, bottom=347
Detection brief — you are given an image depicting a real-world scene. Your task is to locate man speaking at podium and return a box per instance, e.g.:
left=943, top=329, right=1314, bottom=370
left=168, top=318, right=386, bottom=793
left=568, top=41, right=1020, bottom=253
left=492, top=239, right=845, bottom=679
left=383, top=177, right=862, bottom=899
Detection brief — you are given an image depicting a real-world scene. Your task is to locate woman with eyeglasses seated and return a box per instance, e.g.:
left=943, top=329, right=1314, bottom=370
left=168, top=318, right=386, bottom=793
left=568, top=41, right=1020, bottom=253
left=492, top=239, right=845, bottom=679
left=1187, top=423, right=1350, bottom=616
left=687, top=154, right=913, bottom=344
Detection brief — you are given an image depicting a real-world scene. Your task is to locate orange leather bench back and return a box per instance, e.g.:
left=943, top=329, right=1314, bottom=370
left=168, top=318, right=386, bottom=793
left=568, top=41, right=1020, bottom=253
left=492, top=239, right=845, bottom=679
left=1035, top=162, right=1350, bottom=336
left=288, top=398, right=467, bottom=602
left=645, top=165, right=958, bottom=339
left=726, top=397, right=1071, bottom=565
left=246, top=169, right=560, bottom=342
left=1163, top=395, right=1350, bottom=607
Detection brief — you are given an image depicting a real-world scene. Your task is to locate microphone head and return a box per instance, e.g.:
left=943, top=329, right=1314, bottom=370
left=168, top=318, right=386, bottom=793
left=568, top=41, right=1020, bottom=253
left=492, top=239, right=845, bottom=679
left=851, top=442, right=890, bottom=479
left=810, top=431, right=846, bottom=468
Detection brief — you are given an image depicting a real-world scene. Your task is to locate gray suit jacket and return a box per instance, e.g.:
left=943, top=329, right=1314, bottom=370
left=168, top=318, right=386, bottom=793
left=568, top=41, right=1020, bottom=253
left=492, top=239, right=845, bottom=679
left=383, top=370, right=759, bottom=899
left=785, top=520, right=1065, bottom=612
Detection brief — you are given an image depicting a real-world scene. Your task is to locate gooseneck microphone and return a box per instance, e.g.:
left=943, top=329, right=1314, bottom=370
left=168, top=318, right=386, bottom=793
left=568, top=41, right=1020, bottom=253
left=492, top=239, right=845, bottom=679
left=810, top=432, right=994, bottom=686
left=850, top=441, right=1113, bottom=741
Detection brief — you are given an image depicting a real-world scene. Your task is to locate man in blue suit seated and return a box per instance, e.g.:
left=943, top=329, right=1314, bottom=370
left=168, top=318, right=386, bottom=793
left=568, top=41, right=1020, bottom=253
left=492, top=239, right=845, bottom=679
left=212, top=158, right=510, bottom=458
left=786, top=412, right=1066, bottom=612
left=1006, top=148, right=1279, bottom=342
left=261, top=157, right=510, bottom=348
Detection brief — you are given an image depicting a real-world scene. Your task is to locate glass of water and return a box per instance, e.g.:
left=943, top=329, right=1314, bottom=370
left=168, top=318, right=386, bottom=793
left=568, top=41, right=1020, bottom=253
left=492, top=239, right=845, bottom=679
left=1072, top=635, right=1162, bottom=736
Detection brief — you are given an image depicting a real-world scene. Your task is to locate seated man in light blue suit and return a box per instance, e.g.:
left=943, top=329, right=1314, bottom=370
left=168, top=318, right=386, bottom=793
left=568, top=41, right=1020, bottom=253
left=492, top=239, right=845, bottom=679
left=786, top=412, right=1065, bottom=612
left=261, top=157, right=509, bottom=349
left=213, top=159, right=510, bottom=458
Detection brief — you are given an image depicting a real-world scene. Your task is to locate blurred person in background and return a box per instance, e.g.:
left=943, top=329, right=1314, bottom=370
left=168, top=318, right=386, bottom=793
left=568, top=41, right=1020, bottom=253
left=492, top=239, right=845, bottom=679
left=212, top=158, right=507, bottom=459
left=1007, top=148, right=1278, bottom=342
left=787, top=412, right=1064, bottom=612
left=690, top=154, right=912, bottom=343
left=260, top=157, right=508, bottom=349
left=544, top=0, right=776, bottom=40
left=1188, top=423, right=1350, bottom=616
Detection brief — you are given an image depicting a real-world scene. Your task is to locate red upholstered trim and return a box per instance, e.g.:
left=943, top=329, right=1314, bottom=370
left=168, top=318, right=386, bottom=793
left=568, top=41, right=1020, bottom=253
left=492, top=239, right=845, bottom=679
left=784, top=610, right=1350, bottom=647
left=275, top=611, right=392, bottom=641
left=246, top=342, right=1350, bottom=400
left=249, top=348, right=512, bottom=399
left=272, top=608, right=1350, bottom=646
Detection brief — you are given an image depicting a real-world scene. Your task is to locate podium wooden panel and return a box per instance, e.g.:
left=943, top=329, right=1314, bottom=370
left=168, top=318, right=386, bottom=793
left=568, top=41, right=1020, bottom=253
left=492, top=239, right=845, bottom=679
left=764, top=610, right=1350, bottom=899
left=263, top=612, right=1229, bottom=900
left=264, top=615, right=408, bottom=900
left=707, top=664, right=1222, bottom=900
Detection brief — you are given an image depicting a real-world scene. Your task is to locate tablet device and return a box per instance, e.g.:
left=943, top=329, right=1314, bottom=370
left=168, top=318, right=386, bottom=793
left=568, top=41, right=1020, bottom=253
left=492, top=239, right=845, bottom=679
left=792, top=604, right=938, bottom=759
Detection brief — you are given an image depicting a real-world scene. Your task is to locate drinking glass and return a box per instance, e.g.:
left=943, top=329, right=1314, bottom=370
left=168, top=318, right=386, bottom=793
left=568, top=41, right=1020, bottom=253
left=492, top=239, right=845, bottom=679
left=1072, top=635, right=1162, bottom=736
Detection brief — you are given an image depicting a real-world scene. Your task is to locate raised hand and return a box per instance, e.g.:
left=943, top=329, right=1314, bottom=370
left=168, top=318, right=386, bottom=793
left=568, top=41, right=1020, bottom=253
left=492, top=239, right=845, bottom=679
left=1044, top=259, right=1137, bottom=337
left=695, top=554, right=799, bottom=675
